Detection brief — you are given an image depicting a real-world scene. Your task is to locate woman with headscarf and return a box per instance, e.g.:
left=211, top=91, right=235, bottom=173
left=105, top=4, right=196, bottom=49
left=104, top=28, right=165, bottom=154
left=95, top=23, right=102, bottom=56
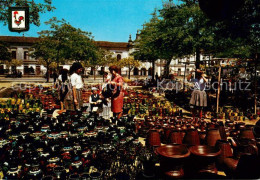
left=187, top=69, right=208, bottom=120
left=70, top=62, right=84, bottom=111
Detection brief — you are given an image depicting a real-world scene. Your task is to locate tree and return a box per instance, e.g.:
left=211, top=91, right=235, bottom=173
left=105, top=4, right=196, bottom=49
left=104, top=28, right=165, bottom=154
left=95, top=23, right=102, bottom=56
left=0, top=0, right=55, bottom=26
left=31, top=37, right=57, bottom=82
left=213, top=0, right=260, bottom=60
left=210, top=0, right=260, bottom=115
left=117, top=56, right=141, bottom=79
left=38, top=18, right=99, bottom=66
left=98, top=50, right=117, bottom=81
left=133, top=10, right=161, bottom=80
left=136, top=1, right=214, bottom=77
left=158, top=0, right=215, bottom=72
left=5, top=59, right=23, bottom=75
left=83, top=49, right=103, bottom=81
left=0, top=42, right=11, bottom=62
left=33, top=18, right=101, bottom=81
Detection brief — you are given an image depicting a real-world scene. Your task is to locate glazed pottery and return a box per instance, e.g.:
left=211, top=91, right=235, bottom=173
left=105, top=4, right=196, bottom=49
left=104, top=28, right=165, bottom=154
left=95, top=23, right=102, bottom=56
left=205, top=128, right=221, bottom=146
left=146, top=129, right=161, bottom=148
left=183, top=129, right=200, bottom=146
left=215, top=140, right=233, bottom=167
left=168, top=130, right=182, bottom=144
left=189, top=145, right=221, bottom=174
left=156, top=144, right=190, bottom=178
left=239, top=128, right=255, bottom=140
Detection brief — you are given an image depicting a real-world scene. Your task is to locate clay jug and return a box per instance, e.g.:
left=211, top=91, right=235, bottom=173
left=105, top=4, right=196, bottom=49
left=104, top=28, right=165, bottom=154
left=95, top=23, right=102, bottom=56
left=205, top=128, right=221, bottom=146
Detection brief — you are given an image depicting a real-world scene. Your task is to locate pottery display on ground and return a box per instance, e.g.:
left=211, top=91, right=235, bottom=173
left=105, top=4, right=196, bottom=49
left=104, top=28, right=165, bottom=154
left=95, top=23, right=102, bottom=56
left=156, top=144, right=190, bottom=178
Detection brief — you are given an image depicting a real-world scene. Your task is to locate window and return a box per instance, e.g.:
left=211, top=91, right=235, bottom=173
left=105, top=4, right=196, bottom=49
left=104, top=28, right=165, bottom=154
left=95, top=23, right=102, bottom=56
left=134, top=68, right=139, bottom=75
left=148, top=68, right=153, bottom=76
left=141, top=68, right=146, bottom=76
left=178, top=68, right=181, bottom=76
left=117, top=54, right=121, bottom=61
left=12, top=51, right=16, bottom=59
left=24, top=51, right=28, bottom=60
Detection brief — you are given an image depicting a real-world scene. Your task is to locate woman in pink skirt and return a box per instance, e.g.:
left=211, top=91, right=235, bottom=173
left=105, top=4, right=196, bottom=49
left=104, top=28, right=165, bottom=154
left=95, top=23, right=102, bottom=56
left=108, top=65, right=124, bottom=119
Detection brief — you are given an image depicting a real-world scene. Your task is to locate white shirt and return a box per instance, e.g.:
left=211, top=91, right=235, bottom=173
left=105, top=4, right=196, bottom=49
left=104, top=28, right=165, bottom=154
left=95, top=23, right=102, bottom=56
left=58, top=75, right=70, bottom=84
left=191, top=78, right=206, bottom=91
left=70, top=73, right=84, bottom=89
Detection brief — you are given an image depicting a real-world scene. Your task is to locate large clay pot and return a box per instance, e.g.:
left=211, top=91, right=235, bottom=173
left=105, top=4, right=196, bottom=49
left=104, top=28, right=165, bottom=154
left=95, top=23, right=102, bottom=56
left=189, top=145, right=221, bottom=174
left=205, top=128, right=221, bottom=146
left=218, top=123, right=227, bottom=141
left=168, top=130, right=182, bottom=144
left=223, top=153, right=260, bottom=179
left=183, top=129, right=200, bottom=146
left=233, top=138, right=258, bottom=158
left=156, top=144, right=190, bottom=178
left=146, top=129, right=161, bottom=148
left=215, top=140, right=233, bottom=167
left=239, top=128, right=255, bottom=140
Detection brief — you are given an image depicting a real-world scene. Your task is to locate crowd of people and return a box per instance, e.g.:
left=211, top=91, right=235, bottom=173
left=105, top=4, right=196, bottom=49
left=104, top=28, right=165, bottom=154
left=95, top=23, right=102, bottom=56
left=55, top=62, right=124, bottom=120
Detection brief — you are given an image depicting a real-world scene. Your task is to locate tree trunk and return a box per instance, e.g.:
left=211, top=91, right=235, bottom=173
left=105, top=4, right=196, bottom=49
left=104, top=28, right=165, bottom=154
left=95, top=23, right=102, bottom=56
left=164, top=59, right=172, bottom=78
left=128, top=66, right=131, bottom=79
left=195, top=48, right=201, bottom=69
left=102, top=66, right=105, bottom=82
left=152, top=60, right=155, bottom=81
left=93, top=67, right=96, bottom=80
left=46, top=63, right=50, bottom=83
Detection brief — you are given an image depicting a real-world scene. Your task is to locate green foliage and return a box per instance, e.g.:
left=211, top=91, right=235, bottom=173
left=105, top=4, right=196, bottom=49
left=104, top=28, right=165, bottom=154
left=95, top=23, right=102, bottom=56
left=133, top=10, right=161, bottom=62
left=31, top=37, right=57, bottom=66
left=117, top=56, right=141, bottom=79
left=38, top=17, right=99, bottom=65
left=0, top=0, right=55, bottom=26
left=117, top=56, right=141, bottom=69
left=137, top=0, right=214, bottom=75
left=31, top=18, right=100, bottom=81
left=0, top=42, right=11, bottom=62
left=213, top=0, right=260, bottom=58
left=5, top=59, right=23, bottom=68
left=136, top=0, right=259, bottom=75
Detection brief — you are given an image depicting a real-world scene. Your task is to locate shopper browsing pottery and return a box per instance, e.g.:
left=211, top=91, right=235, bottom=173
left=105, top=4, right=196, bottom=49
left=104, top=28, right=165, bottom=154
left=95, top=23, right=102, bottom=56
left=187, top=69, right=208, bottom=120
left=57, top=69, right=69, bottom=113
left=70, top=62, right=84, bottom=111
left=108, top=65, right=124, bottom=119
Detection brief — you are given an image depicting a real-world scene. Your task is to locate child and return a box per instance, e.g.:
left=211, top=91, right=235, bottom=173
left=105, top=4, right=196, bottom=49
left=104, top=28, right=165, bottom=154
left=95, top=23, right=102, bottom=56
left=89, top=87, right=101, bottom=112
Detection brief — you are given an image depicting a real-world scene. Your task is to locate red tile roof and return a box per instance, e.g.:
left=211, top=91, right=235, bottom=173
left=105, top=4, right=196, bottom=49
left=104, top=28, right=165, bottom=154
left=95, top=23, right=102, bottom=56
left=0, top=36, right=129, bottom=49
left=0, top=36, right=40, bottom=44
left=95, top=41, right=129, bottom=50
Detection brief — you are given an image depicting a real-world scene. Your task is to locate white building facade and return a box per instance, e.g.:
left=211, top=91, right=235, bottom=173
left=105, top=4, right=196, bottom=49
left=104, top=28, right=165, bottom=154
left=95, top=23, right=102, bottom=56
left=0, top=34, right=211, bottom=78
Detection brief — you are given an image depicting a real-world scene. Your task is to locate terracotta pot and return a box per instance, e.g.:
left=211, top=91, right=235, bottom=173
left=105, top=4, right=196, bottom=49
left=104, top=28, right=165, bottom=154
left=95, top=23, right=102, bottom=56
left=234, top=138, right=258, bottom=158
left=189, top=145, right=221, bottom=174
left=239, top=128, right=255, bottom=140
left=168, top=130, right=182, bottom=144
left=223, top=153, right=259, bottom=179
left=205, top=128, right=221, bottom=146
left=164, top=127, right=172, bottom=143
left=146, top=129, right=161, bottom=148
left=156, top=144, right=190, bottom=178
left=183, top=129, right=200, bottom=146
left=215, top=140, right=233, bottom=166
left=218, top=124, right=227, bottom=141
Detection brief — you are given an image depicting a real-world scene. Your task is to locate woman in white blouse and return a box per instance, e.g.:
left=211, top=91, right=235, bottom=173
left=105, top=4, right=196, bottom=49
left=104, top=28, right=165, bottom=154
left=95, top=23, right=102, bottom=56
left=70, top=62, right=84, bottom=110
